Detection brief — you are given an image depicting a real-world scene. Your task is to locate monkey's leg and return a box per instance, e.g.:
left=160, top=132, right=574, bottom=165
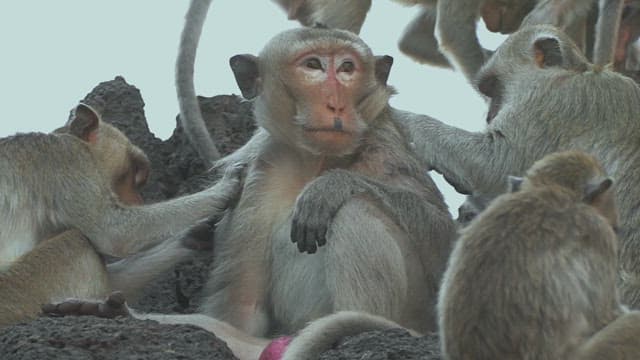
left=105, top=226, right=203, bottom=302
left=199, top=211, right=272, bottom=337
left=576, top=311, right=640, bottom=359
left=273, top=198, right=423, bottom=333
left=435, top=0, right=487, bottom=84
left=0, top=230, right=110, bottom=327
left=399, top=7, right=452, bottom=68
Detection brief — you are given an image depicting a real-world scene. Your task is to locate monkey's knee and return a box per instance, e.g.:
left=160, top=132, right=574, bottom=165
left=325, top=199, right=409, bottom=316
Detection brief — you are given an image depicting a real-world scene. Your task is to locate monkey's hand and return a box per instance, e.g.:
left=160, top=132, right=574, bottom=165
left=205, top=161, right=247, bottom=212
left=41, top=291, right=130, bottom=319
left=291, top=170, right=370, bottom=254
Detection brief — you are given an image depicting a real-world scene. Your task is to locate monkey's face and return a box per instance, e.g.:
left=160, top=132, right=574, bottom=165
left=93, top=124, right=150, bottom=206
left=287, top=48, right=369, bottom=156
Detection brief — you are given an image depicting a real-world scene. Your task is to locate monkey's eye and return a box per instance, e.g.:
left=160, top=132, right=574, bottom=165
left=338, top=60, right=355, bottom=74
left=305, top=58, right=323, bottom=70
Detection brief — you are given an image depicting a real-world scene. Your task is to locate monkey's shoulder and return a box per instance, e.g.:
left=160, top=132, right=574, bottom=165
left=0, top=132, right=91, bottom=170
left=465, top=187, right=611, bottom=247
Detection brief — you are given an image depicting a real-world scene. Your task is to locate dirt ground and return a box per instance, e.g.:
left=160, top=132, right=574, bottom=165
left=0, top=77, right=442, bottom=359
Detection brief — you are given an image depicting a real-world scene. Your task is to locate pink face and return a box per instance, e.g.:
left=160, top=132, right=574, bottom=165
left=289, top=48, right=366, bottom=154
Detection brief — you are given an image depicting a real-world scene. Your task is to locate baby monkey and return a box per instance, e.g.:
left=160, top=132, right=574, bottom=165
left=439, top=150, right=640, bottom=359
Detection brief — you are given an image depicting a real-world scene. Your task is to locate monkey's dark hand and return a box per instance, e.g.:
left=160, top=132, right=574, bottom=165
left=41, top=291, right=130, bottom=319
left=291, top=170, right=368, bottom=254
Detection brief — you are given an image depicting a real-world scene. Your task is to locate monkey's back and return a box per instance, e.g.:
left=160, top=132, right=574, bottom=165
left=0, top=132, right=104, bottom=269
left=439, top=187, right=619, bottom=360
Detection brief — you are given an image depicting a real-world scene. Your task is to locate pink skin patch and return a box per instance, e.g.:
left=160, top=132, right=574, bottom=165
left=259, top=336, right=293, bottom=360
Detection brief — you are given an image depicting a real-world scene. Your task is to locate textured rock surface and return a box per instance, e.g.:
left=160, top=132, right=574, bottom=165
left=0, top=77, right=441, bottom=359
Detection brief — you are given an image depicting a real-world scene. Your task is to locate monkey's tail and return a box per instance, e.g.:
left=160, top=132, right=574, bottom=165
left=281, top=311, right=412, bottom=360
left=176, top=0, right=221, bottom=164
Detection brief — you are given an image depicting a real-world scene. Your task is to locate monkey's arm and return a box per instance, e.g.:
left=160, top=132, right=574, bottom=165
left=395, top=111, right=528, bottom=197
left=211, top=127, right=269, bottom=173
left=79, top=162, right=245, bottom=257
left=593, top=0, right=624, bottom=65
left=291, top=169, right=454, bottom=254
left=398, top=7, right=451, bottom=68
left=435, top=0, right=487, bottom=84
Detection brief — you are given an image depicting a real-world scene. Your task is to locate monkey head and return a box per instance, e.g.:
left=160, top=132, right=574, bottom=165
left=57, top=104, right=150, bottom=205
left=512, top=151, right=619, bottom=229
left=476, top=25, right=590, bottom=123
left=229, top=27, right=395, bottom=157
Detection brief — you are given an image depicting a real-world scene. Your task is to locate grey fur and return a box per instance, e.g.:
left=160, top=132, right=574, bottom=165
left=439, top=150, right=640, bottom=359
left=197, top=27, right=456, bottom=339
left=397, top=25, right=640, bottom=307
left=0, top=105, right=244, bottom=264
left=0, top=104, right=243, bottom=326
left=176, top=0, right=220, bottom=164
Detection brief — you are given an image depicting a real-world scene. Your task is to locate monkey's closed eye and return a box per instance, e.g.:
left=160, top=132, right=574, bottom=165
left=338, top=61, right=355, bottom=74
left=305, top=58, right=323, bottom=70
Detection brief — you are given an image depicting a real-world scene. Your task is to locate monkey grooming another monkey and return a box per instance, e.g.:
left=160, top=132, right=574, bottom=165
left=0, top=103, right=245, bottom=327
left=440, top=151, right=640, bottom=359
left=49, top=8, right=457, bottom=359
left=398, top=25, right=640, bottom=307
left=0, top=103, right=244, bottom=268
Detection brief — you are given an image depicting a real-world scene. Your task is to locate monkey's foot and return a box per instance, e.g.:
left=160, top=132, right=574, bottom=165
left=41, top=291, right=130, bottom=319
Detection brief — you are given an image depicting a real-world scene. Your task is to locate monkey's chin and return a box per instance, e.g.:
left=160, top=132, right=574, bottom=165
left=302, top=131, right=359, bottom=157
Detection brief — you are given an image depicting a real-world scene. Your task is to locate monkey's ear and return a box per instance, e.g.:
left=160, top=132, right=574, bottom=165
left=69, top=103, right=100, bottom=143
left=533, top=37, right=563, bottom=68
left=375, top=55, right=394, bottom=85
left=584, top=178, right=613, bottom=204
left=507, top=176, right=523, bottom=192
left=230, top=54, right=261, bottom=100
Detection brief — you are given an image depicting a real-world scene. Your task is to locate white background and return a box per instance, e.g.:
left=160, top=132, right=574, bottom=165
left=0, top=1, right=506, bottom=213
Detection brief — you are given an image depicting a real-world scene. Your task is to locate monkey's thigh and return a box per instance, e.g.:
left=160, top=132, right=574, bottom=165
left=0, top=229, right=110, bottom=327
left=271, top=198, right=414, bottom=334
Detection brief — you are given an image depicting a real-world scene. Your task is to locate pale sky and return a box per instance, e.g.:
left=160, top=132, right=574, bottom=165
left=0, top=1, right=506, bottom=214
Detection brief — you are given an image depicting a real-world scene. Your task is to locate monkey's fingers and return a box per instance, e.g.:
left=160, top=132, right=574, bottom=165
left=41, top=291, right=130, bottom=319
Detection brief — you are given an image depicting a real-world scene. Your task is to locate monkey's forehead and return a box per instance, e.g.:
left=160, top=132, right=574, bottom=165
left=261, top=28, right=373, bottom=60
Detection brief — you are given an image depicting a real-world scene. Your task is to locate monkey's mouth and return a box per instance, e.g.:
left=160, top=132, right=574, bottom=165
left=302, top=117, right=353, bottom=134
left=303, top=127, right=349, bottom=133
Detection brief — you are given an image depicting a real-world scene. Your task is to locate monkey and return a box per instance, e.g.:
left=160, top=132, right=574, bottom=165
left=438, top=0, right=625, bottom=84
left=269, top=0, right=487, bottom=72
left=395, top=24, right=640, bottom=308
left=268, top=0, right=623, bottom=89
left=0, top=103, right=245, bottom=327
left=439, top=150, right=640, bottom=359
left=49, top=15, right=457, bottom=360
left=0, top=103, right=245, bottom=269
left=235, top=151, right=637, bottom=359
left=196, top=24, right=455, bottom=339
